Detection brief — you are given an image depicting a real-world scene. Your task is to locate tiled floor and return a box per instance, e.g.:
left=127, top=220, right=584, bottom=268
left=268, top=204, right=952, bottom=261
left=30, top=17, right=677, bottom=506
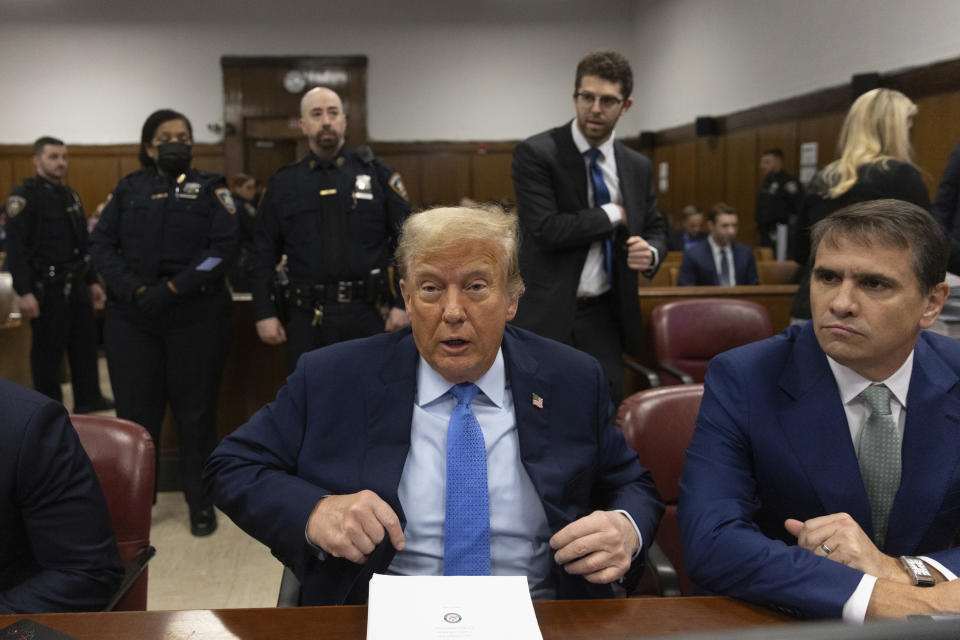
left=64, top=357, right=283, bottom=610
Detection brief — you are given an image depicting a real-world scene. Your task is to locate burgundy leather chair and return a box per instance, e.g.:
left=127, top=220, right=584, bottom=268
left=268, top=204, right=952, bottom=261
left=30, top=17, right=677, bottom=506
left=617, top=384, right=704, bottom=596
left=652, top=298, right=773, bottom=385
left=70, top=414, right=156, bottom=611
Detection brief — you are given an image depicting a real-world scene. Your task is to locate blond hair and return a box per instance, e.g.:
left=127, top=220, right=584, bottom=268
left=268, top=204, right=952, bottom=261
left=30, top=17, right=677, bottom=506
left=821, top=88, right=918, bottom=198
left=395, top=205, right=525, bottom=300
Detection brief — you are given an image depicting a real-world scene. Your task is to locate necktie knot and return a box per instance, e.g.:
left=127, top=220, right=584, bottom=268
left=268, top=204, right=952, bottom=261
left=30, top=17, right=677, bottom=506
left=584, top=147, right=602, bottom=164
left=450, top=382, right=480, bottom=407
left=860, top=384, right=893, bottom=416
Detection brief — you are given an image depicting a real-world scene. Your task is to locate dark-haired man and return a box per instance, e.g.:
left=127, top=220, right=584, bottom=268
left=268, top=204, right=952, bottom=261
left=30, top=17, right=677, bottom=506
left=511, top=50, right=666, bottom=404
left=677, top=203, right=758, bottom=286
left=251, top=87, right=412, bottom=370
left=680, top=199, right=960, bottom=619
left=4, top=137, right=112, bottom=412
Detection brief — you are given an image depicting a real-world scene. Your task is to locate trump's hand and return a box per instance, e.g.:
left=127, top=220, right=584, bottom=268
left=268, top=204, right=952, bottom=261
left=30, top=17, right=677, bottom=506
left=256, top=317, right=287, bottom=345
left=550, top=510, right=639, bottom=584
left=307, top=490, right=405, bottom=564
left=626, top=236, right=653, bottom=271
left=785, top=513, right=908, bottom=583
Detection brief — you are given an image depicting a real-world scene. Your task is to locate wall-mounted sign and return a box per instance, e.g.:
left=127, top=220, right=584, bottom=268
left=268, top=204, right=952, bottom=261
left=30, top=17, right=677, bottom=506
left=283, top=69, right=349, bottom=93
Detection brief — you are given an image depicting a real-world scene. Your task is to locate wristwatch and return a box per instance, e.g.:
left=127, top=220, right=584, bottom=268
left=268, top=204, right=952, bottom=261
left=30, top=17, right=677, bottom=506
left=900, top=555, right=936, bottom=587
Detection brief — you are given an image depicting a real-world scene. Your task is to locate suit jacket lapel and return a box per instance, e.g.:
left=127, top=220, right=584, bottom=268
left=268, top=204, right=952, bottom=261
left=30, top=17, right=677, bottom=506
left=554, top=123, right=589, bottom=209
left=359, top=331, right=419, bottom=525
left=886, top=335, right=960, bottom=552
left=777, top=325, right=874, bottom=530
left=614, top=142, right=639, bottom=235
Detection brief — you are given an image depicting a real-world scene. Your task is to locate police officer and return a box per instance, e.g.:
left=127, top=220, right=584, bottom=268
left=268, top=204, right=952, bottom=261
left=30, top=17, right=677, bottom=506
left=89, top=110, right=237, bottom=536
left=227, top=173, right=258, bottom=293
left=251, top=87, right=412, bottom=369
left=755, top=148, right=801, bottom=253
left=4, top=136, right=113, bottom=413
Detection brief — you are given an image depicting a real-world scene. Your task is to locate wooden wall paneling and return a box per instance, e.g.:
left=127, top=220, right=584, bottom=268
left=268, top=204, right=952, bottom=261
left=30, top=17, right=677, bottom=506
left=912, top=90, right=960, bottom=197
left=724, top=129, right=758, bottom=244
left=119, top=156, right=141, bottom=180
left=222, top=64, right=246, bottom=181
left=651, top=144, right=675, bottom=225
left=419, top=153, right=471, bottom=207
left=374, top=153, right=422, bottom=208
left=671, top=140, right=697, bottom=224
left=67, top=156, right=120, bottom=212
left=796, top=112, right=845, bottom=171
left=12, top=157, right=35, bottom=187
left=695, top=136, right=726, bottom=210
left=471, top=150, right=515, bottom=205
left=755, top=122, right=798, bottom=174
left=0, top=158, right=13, bottom=202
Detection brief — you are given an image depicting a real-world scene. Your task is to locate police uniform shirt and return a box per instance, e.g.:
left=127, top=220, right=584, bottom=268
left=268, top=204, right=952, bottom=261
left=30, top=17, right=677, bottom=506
left=249, top=147, right=411, bottom=321
left=89, top=167, right=238, bottom=302
left=756, top=170, right=801, bottom=231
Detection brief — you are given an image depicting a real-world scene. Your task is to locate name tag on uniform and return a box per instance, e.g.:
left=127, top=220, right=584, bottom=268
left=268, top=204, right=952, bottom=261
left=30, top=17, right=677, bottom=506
left=151, top=193, right=167, bottom=200
left=319, top=188, right=337, bottom=196
left=176, top=192, right=198, bottom=200
left=182, top=182, right=201, bottom=195
left=353, top=174, right=373, bottom=200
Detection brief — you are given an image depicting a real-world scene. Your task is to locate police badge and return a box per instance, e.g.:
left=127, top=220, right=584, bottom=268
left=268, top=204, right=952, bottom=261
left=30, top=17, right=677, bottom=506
left=353, top=174, right=373, bottom=200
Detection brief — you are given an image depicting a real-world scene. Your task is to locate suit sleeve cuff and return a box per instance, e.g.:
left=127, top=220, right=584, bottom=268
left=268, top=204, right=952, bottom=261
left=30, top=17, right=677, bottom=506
left=614, top=509, right=644, bottom=560
left=842, top=574, right=876, bottom=623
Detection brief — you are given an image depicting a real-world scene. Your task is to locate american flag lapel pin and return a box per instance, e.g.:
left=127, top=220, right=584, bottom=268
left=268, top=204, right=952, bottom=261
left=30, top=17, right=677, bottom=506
left=531, top=393, right=544, bottom=409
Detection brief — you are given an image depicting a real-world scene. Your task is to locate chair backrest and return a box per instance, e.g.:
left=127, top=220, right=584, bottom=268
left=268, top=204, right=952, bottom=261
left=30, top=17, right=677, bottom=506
left=756, top=260, right=799, bottom=285
left=617, top=384, right=704, bottom=596
left=652, top=298, right=773, bottom=383
left=753, top=246, right=774, bottom=263
left=70, top=414, right=155, bottom=611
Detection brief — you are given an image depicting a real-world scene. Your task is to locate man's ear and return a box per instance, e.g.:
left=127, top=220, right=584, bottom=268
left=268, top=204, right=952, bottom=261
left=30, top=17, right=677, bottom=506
left=919, top=281, right=950, bottom=329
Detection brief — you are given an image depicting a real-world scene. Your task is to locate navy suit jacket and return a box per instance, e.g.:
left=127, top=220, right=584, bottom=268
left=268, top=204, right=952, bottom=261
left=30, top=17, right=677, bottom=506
left=0, top=380, right=122, bottom=613
left=510, top=122, right=667, bottom=356
left=678, top=323, right=960, bottom=618
left=676, top=239, right=758, bottom=286
left=205, top=325, right=663, bottom=606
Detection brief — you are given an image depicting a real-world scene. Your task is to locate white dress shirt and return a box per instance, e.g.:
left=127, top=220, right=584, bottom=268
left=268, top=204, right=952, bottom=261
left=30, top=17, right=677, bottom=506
left=825, top=352, right=957, bottom=622
left=707, top=236, right=735, bottom=286
left=569, top=120, right=659, bottom=297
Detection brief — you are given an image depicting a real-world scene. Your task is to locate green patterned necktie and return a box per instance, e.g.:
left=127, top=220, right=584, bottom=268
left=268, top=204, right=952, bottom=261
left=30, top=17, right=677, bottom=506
left=857, top=383, right=902, bottom=550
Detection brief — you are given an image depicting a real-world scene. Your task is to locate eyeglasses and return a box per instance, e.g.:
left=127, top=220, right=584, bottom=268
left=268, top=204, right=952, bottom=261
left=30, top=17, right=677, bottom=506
left=575, top=91, right=624, bottom=110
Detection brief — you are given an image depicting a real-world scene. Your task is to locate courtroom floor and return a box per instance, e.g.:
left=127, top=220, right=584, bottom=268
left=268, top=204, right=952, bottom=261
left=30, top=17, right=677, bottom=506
left=63, top=357, right=284, bottom=611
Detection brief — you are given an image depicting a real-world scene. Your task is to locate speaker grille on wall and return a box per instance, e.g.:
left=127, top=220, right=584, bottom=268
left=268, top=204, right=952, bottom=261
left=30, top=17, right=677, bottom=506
left=851, top=72, right=882, bottom=100
left=695, top=116, right=718, bottom=137
left=638, top=131, right=656, bottom=149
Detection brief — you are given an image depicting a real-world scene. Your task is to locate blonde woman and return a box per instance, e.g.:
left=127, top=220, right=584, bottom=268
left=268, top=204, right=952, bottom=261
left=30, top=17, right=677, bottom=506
left=791, top=88, right=930, bottom=319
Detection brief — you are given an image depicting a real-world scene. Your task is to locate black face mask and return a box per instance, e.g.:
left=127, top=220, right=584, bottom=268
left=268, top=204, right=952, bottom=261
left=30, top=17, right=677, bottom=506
left=156, top=142, right=192, bottom=176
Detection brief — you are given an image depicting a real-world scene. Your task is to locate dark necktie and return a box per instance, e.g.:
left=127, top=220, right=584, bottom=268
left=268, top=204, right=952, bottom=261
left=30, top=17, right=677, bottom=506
left=443, top=382, right=491, bottom=575
left=857, top=383, right=901, bottom=550
left=584, top=147, right=613, bottom=281
left=719, top=247, right=732, bottom=286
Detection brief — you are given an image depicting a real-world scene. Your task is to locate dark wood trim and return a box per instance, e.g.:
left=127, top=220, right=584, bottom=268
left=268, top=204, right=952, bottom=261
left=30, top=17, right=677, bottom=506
left=221, top=55, right=368, bottom=67
left=0, top=143, right=223, bottom=158
left=885, top=57, right=960, bottom=100
left=369, top=140, right=518, bottom=155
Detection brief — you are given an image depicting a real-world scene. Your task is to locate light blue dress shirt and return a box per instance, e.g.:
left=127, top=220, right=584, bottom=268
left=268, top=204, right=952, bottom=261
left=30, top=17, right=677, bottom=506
left=386, top=349, right=556, bottom=598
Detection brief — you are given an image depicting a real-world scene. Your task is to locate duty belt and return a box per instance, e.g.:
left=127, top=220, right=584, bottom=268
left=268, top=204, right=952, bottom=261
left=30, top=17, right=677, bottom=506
left=286, top=279, right=371, bottom=307
left=35, top=260, right=87, bottom=283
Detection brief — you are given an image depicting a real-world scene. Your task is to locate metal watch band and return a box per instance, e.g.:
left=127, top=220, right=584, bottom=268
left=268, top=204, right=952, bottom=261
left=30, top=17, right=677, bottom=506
left=900, top=555, right=936, bottom=587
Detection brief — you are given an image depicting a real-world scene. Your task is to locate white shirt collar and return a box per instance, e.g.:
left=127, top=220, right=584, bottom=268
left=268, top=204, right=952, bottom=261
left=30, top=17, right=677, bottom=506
left=415, top=348, right=506, bottom=409
left=706, top=235, right=729, bottom=255
left=570, top=119, right=616, bottom=159
left=826, top=350, right=914, bottom=410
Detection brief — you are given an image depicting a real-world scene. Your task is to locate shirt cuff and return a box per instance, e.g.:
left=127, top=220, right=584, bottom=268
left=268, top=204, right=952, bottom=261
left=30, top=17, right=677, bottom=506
left=842, top=574, right=876, bottom=623
left=920, top=556, right=957, bottom=581
left=614, top=509, right=644, bottom=560
left=601, top=203, right=622, bottom=226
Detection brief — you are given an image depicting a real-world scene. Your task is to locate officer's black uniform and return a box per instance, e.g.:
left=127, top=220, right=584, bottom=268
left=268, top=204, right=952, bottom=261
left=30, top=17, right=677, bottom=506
left=227, top=194, right=257, bottom=293
left=4, top=176, right=109, bottom=409
left=756, top=170, right=802, bottom=250
left=250, top=147, right=411, bottom=369
left=89, top=166, right=237, bottom=519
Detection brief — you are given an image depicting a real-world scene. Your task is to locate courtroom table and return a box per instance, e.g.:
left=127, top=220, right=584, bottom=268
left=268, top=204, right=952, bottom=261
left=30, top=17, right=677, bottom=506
left=633, top=284, right=798, bottom=371
left=0, top=597, right=792, bottom=639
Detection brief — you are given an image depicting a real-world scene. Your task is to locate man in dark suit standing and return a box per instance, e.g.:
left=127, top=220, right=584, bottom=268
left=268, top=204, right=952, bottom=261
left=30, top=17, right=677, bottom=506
left=677, top=203, right=758, bottom=286
left=511, top=51, right=667, bottom=405
left=205, top=206, right=663, bottom=606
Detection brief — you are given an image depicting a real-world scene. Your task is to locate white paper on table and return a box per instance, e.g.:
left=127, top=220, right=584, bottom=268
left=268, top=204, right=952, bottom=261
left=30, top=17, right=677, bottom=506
left=366, top=574, right=543, bottom=640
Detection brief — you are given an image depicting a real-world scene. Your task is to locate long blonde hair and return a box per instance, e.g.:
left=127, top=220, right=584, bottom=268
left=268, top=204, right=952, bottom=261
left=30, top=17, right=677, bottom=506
left=821, top=88, right=918, bottom=198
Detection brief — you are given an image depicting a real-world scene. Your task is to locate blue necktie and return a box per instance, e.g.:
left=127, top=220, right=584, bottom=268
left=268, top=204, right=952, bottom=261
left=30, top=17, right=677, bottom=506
left=719, top=247, right=732, bottom=286
left=584, top=148, right=614, bottom=281
left=444, top=383, right=490, bottom=575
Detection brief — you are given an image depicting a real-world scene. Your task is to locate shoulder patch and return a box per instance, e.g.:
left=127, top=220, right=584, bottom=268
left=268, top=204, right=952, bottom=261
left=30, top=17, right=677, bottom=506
left=215, top=187, right=237, bottom=214
left=6, top=195, right=26, bottom=218
left=388, top=172, right=409, bottom=202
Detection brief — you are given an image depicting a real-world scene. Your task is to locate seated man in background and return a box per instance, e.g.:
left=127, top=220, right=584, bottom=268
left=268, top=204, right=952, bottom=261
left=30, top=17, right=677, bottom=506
left=666, top=205, right=706, bottom=252
left=677, top=202, right=758, bottom=286
left=679, top=200, right=960, bottom=619
left=205, top=205, right=663, bottom=606
left=0, top=379, right=123, bottom=613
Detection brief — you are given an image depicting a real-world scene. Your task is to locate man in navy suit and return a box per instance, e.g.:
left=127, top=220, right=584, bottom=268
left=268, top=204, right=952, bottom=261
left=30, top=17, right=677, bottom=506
left=679, top=200, right=960, bottom=619
left=677, top=202, right=758, bottom=286
left=0, top=379, right=122, bottom=613
left=205, top=206, right=663, bottom=606
left=666, top=205, right=707, bottom=252
left=511, top=50, right=667, bottom=405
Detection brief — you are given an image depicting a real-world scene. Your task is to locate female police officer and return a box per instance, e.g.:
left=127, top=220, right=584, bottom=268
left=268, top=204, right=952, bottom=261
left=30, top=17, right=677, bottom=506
left=90, top=109, right=237, bottom=536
